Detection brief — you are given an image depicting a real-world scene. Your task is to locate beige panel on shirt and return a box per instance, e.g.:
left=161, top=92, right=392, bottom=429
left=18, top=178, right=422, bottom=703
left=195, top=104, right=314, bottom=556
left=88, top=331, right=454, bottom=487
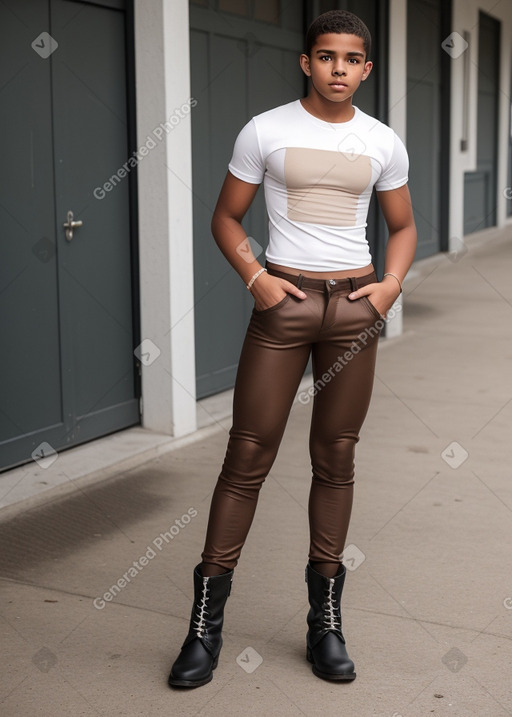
left=284, top=147, right=372, bottom=226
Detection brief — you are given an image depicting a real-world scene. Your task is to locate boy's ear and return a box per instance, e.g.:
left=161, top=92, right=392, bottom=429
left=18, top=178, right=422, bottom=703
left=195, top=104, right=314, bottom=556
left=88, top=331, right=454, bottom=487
left=299, top=53, right=311, bottom=76
left=361, top=60, right=373, bottom=80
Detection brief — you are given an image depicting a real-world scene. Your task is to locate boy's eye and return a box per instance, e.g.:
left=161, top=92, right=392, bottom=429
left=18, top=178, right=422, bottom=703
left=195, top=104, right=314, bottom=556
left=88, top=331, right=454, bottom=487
left=318, top=55, right=360, bottom=63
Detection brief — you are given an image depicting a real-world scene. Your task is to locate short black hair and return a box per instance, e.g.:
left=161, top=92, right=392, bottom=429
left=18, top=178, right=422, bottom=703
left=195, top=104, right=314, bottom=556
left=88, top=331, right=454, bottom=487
left=305, top=10, right=371, bottom=60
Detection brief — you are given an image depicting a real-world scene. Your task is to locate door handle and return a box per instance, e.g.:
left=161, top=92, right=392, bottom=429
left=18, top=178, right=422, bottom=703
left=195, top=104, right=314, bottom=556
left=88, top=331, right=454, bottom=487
left=63, top=210, right=83, bottom=242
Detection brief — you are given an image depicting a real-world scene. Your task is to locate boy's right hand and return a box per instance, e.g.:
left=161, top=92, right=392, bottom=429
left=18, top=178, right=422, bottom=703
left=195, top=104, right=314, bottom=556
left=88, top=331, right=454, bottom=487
left=249, top=272, right=307, bottom=312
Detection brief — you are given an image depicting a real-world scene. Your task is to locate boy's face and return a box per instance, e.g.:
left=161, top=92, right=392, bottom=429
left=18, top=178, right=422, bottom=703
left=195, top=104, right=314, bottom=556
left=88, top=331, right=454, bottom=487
left=300, top=33, right=372, bottom=105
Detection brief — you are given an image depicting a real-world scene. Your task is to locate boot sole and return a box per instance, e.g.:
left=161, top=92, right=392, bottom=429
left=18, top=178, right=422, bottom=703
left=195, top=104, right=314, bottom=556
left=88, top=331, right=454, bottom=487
left=306, top=648, right=356, bottom=682
left=168, top=656, right=218, bottom=688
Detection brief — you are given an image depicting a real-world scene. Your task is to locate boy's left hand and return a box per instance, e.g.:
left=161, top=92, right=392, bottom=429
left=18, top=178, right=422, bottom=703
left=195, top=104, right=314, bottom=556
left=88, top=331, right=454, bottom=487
left=347, top=276, right=401, bottom=317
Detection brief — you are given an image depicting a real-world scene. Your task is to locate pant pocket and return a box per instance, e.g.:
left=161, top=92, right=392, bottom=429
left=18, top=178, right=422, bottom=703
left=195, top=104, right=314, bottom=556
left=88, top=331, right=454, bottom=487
left=253, top=293, right=291, bottom=315
left=361, top=295, right=385, bottom=321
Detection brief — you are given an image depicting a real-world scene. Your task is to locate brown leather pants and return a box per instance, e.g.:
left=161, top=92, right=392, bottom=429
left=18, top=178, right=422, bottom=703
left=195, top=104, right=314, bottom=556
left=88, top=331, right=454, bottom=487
left=201, top=266, right=384, bottom=573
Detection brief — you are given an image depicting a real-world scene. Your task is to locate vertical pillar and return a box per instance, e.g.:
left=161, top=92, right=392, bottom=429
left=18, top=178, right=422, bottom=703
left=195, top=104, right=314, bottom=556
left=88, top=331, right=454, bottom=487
left=134, top=0, right=197, bottom=436
left=386, top=0, right=408, bottom=338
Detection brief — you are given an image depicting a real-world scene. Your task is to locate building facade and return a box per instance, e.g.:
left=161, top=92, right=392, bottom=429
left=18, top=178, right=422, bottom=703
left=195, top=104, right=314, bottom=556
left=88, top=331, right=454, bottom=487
left=1, top=0, right=511, bottom=472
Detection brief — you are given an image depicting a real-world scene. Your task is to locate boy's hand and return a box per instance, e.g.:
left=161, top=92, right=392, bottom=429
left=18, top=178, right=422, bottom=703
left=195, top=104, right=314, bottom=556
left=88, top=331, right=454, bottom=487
left=347, top=275, right=401, bottom=317
left=250, top=272, right=307, bottom=312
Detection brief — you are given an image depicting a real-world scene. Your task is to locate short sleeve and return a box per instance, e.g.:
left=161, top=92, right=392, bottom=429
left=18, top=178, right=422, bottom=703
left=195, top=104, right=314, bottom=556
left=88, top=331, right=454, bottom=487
left=228, top=118, right=265, bottom=184
left=374, top=132, right=409, bottom=191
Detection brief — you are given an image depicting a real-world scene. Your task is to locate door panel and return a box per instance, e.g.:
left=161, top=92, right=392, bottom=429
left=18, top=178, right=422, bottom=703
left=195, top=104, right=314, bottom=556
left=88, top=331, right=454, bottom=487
left=0, top=0, right=139, bottom=471
left=407, top=0, right=444, bottom=259
left=0, top=0, right=62, bottom=442
left=52, top=0, right=136, bottom=422
left=463, top=12, right=500, bottom=234
left=190, top=2, right=306, bottom=398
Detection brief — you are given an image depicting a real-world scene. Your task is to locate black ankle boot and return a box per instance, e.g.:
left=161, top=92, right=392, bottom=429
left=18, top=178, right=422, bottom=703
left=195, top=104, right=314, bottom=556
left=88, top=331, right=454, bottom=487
left=305, top=562, right=356, bottom=681
left=168, top=564, right=233, bottom=688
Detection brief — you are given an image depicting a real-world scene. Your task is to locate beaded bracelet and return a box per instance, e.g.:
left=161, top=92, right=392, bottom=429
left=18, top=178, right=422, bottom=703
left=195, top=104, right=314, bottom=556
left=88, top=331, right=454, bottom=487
left=246, top=267, right=267, bottom=290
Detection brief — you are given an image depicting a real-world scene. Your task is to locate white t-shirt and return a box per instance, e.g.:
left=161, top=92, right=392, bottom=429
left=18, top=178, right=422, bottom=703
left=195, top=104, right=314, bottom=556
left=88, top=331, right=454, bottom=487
left=228, top=99, right=409, bottom=271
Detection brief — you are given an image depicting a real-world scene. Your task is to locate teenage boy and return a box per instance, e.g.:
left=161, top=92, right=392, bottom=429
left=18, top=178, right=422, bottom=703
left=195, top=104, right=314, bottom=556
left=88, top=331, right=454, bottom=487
left=169, top=10, right=416, bottom=688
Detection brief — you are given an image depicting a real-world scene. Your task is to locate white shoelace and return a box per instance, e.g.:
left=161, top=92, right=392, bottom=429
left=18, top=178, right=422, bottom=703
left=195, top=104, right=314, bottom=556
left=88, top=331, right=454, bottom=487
left=193, top=577, right=210, bottom=638
left=322, top=577, right=341, bottom=631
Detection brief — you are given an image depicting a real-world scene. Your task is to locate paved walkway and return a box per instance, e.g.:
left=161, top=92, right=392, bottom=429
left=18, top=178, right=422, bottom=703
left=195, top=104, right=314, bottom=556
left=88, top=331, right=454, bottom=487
left=1, top=233, right=511, bottom=716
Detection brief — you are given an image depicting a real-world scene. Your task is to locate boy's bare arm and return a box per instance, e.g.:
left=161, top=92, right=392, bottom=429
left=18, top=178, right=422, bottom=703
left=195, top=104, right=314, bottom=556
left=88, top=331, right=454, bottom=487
left=378, top=183, right=417, bottom=286
left=211, top=171, right=262, bottom=285
left=211, top=171, right=307, bottom=308
left=348, top=184, right=417, bottom=315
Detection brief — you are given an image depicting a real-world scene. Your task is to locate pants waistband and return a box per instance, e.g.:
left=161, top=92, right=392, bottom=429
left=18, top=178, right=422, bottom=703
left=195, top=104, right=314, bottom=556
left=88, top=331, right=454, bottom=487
left=265, top=262, right=377, bottom=292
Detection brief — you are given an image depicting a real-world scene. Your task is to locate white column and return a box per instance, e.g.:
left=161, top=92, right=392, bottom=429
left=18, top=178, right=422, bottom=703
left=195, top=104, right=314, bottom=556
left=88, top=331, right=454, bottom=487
left=385, top=0, right=408, bottom=339
left=388, top=0, right=408, bottom=143
left=134, top=0, right=197, bottom=437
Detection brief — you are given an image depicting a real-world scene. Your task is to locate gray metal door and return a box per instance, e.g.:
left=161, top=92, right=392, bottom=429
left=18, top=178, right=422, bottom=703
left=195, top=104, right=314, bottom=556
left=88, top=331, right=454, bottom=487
left=406, top=0, right=449, bottom=259
left=0, top=0, right=139, bottom=471
left=190, top=0, right=305, bottom=398
left=463, top=12, right=500, bottom=234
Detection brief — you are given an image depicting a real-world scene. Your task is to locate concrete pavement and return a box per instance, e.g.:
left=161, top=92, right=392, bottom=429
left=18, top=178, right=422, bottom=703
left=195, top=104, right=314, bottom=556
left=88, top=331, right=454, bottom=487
left=1, top=230, right=511, bottom=716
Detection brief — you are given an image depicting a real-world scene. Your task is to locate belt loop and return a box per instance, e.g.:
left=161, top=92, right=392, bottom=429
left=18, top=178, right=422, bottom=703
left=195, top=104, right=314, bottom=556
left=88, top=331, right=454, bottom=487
left=349, top=276, right=358, bottom=292
left=297, top=273, right=304, bottom=290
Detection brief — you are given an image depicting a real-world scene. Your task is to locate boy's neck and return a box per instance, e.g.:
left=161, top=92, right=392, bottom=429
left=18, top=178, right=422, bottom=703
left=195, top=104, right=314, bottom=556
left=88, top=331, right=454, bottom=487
left=300, top=94, right=355, bottom=124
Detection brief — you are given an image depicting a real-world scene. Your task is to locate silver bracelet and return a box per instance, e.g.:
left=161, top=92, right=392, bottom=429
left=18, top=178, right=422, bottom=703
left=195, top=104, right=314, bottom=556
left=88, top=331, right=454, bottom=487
left=383, top=272, right=403, bottom=294
left=246, top=267, right=266, bottom=290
